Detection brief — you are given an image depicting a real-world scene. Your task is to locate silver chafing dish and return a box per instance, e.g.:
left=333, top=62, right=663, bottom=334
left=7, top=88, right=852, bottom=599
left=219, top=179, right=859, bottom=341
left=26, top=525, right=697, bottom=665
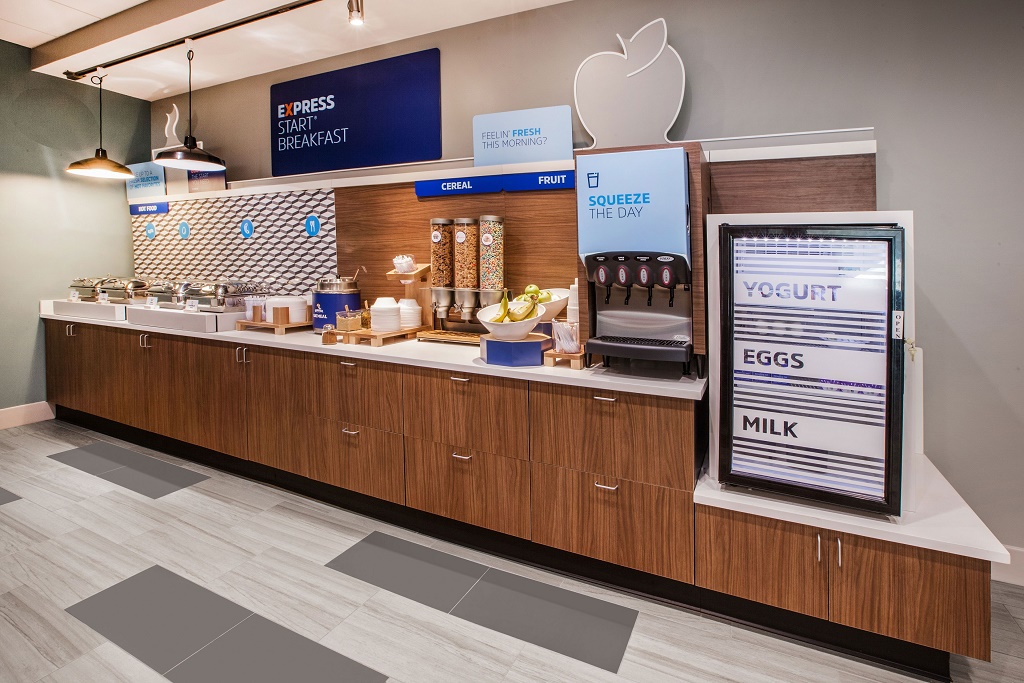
left=68, top=276, right=116, bottom=300
left=147, top=280, right=191, bottom=305
left=172, top=281, right=269, bottom=312
left=98, top=277, right=150, bottom=303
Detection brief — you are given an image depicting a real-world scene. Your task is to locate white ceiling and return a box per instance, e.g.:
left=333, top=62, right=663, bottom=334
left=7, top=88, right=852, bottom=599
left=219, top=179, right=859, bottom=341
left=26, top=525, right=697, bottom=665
left=0, top=0, right=148, bottom=48
left=19, top=0, right=575, bottom=101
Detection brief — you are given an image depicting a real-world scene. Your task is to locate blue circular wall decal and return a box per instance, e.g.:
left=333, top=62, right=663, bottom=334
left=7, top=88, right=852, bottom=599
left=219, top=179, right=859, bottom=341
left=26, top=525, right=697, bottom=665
left=240, top=219, right=254, bottom=239
left=145, top=222, right=156, bottom=240
left=305, top=215, right=321, bottom=237
left=179, top=221, right=191, bottom=239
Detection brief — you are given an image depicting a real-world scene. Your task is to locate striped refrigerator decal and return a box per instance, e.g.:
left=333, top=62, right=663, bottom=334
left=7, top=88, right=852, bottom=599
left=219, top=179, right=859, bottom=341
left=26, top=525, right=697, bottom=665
left=730, top=238, right=889, bottom=499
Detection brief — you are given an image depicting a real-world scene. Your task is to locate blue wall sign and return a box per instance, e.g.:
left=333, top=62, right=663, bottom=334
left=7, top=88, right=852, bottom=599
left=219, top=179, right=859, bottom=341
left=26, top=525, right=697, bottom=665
left=305, top=215, right=321, bottom=237
left=130, top=202, right=169, bottom=215
left=179, top=222, right=191, bottom=240
left=126, top=162, right=166, bottom=200
left=414, top=175, right=504, bottom=198
left=576, top=148, right=690, bottom=260
left=240, top=219, right=254, bottom=239
left=473, top=106, right=574, bottom=167
left=270, top=49, right=441, bottom=177
left=145, top=222, right=156, bottom=240
left=502, top=171, right=575, bottom=192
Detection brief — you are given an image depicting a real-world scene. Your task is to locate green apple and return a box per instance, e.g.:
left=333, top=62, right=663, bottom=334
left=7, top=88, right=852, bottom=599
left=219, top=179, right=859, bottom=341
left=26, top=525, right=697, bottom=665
left=523, top=284, right=541, bottom=297
left=537, top=290, right=553, bottom=303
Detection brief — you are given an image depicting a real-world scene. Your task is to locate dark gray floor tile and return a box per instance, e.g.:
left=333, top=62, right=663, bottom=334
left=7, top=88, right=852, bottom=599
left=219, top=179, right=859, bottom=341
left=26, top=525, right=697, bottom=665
left=451, top=569, right=638, bottom=672
left=97, top=456, right=208, bottom=499
left=0, top=486, right=20, bottom=505
left=49, top=442, right=141, bottom=475
left=325, top=531, right=487, bottom=611
left=166, top=613, right=386, bottom=683
left=66, top=565, right=252, bottom=674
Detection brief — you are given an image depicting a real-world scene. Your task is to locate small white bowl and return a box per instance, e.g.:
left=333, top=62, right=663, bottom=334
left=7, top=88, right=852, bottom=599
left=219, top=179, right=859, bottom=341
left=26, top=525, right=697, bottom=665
left=477, top=302, right=547, bottom=341
left=537, top=288, right=570, bottom=321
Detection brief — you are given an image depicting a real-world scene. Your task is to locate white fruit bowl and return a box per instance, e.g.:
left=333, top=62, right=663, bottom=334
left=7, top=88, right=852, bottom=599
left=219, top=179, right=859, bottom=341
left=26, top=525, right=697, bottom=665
left=477, top=302, right=547, bottom=341
left=514, top=288, right=570, bottom=321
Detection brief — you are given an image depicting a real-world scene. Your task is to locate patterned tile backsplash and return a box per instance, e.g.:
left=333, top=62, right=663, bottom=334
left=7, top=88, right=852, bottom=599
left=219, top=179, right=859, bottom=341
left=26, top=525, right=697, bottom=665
left=130, top=189, right=337, bottom=296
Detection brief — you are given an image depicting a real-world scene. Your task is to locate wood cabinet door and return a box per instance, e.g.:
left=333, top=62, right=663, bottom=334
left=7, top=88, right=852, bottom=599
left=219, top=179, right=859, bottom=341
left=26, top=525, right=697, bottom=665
left=404, top=436, right=531, bottom=538
left=245, top=346, right=315, bottom=476
left=529, top=383, right=694, bottom=490
left=403, top=367, right=529, bottom=459
left=531, top=461, right=693, bottom=582
left=312, top=355, right=403, bottom=433
left=45, top=320, right=78, bottom=409
left=308, top=419, right=405, bottom=504
left=86, top=326, right=148, bottom=428
left=694, top=506, right=828, bottom=619
left=140, top=332, right=194, bottom=441
left=830, top=533, right=990, bottom=659
left=180, top=340, right=249, bottom=459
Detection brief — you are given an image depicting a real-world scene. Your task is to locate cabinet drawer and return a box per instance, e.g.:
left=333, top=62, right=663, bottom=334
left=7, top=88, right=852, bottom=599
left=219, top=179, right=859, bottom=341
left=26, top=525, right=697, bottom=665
left=531, top=461, right=693, bottom=582
left=313, top=355, right=403, bottom=433
left=403, top=367, right=528, bottom=459
left=529, top=383, right=694, bottom=490
left=695, top=506, right=828, bottom=619
left=404, top=436, right=530, bottom=539
left=310, top=419, right=405, bottom=504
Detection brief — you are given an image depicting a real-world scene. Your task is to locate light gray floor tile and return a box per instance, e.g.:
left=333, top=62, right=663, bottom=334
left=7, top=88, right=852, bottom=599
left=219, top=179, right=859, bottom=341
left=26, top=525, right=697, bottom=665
left=0, top=423, right=95, bottom=458
left=558, top=576, right=708, bottom=626
left=231, top=499, right=373, bottom=564
left=0, top=486, right=20, bottom=506
left=320, top=590, right=525, bottom=683
left=991, top=619, right=1024, bottom=658
left=952, top=650, right=1024, bottom=682
left=0, top=498, right=80, bottom=556
left=3, top=466, right=122, bottom=511
left=327, top=531, right=488, bottom=612
left=189, top=475, right=289, bottom=512
left=49, top=442, right=142, bottom=475
left=123, top=516, right=268, bottom=585
left=157, top=484, right=269, bottom=530
left=992, top=602, right=1024, bottom=634
left=97, top=458, right=209, bottom=499
left=430, top=539, right=566, bottom=586
left=53, top=489, right=171, bottom=544
left=452, top=568, right=638, bottom=673
left=503, top=643, right=624, bottom=683
left=39, top=642, right=168, bottom=683
left=165, top=613, right=386, bottom=683
left=67, top=565, right=252, bottom=675
left=0, top=449, right=70, bottom=488
left=0, top=527, right=152, bottom=608
left=0, top=584, right=106, bottom=682
left=207, top=546, right=379, bottom=641
left=0, top=564, right=20, bottom=595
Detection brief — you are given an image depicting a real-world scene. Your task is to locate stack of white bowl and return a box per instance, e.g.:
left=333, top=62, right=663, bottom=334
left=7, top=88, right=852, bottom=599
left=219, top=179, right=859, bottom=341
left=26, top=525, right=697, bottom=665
left=264, top=296, right=307, bottom=323
left=398, top=299, right=422, bottom=329
left=370, top=297, right=401, bottom=333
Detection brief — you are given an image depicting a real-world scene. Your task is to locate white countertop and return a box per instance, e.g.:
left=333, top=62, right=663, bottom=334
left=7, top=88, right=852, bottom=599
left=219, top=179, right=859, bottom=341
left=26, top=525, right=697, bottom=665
left=39, top=301, right=707, bottom=400
left=694, top=454, right=1009, bottom=563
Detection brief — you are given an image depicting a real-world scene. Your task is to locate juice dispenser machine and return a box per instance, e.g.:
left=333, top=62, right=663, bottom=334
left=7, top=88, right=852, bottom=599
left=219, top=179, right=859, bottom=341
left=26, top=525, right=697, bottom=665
left=576, top=147, right=694, bottom=373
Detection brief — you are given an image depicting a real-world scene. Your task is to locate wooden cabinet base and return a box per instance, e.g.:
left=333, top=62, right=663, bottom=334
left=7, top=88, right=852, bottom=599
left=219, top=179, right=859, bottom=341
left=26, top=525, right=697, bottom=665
left=310, top=419, right=405, bottom=505
left=532, top=462, right=693, bottom=583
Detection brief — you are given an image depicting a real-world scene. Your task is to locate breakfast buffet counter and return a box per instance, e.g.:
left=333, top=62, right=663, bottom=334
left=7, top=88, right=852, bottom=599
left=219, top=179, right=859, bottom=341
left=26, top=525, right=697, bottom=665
left=39, top=300, right=707, bottom=400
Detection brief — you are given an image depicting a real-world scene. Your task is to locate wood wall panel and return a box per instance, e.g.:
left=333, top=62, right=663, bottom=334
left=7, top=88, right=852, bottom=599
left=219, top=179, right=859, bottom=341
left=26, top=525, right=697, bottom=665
left=502, top=189, right=579, bottom=294
left=708, top=154, right=876, bottom=215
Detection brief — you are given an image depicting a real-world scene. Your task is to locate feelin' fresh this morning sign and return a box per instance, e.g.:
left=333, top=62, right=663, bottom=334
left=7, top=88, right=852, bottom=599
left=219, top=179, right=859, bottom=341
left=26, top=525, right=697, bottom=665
left=472, top=106, right=574, bottom=167
left=270, top=49, right=441, bottom=176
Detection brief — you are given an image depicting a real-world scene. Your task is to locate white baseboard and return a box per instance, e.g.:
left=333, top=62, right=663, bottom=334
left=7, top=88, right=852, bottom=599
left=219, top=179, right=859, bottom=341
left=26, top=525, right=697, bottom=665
left=0, top=401, right=55, bottom=430
left=993, top=545, right=1024, bottom=587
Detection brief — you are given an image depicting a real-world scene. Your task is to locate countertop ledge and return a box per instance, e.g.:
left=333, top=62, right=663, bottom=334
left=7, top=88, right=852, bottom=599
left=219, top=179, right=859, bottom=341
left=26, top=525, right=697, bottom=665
left=694, top=455, right=1010, bottom=563
left=40, top=302, right=707, bottom=400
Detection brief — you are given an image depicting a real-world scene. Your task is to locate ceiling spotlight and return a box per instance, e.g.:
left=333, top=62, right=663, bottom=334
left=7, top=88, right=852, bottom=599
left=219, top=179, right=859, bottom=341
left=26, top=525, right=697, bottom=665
left=154, top=44, right=226, bottom=172
left=66, top=73, right=134, bottom=180
left=348, top=0, right=364, bottom=25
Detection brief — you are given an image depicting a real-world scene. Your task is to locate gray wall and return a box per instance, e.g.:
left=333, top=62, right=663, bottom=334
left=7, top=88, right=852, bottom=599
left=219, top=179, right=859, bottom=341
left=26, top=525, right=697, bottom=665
left=151, top=0, right=1024, bottom=549
left=1, top=39, right=151, bottom=411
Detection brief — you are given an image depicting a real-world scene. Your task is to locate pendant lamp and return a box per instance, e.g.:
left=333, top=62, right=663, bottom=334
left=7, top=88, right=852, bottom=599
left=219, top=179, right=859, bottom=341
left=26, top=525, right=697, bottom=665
left=66, top=74, right=134, bottom=180
left=154, top=47, right=226, bottom=171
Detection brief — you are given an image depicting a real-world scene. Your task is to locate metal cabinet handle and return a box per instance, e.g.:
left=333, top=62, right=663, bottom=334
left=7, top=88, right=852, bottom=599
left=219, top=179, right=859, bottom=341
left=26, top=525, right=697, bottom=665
left=450, top=376, right=470, bottom=382
left=139, top=333, right=146, bottom=348
left=837, top=537, right=842, bottom=567
left=593, top=396, right=617, bottom=402
left=242, top=347, right=251, bottom=363
left=65, top=324, right=70, bottom=336
left=145, top=334, right=152, bottom=348
left=70, top=324, right=75, bottom=336
left=235, top=347, right=242, bottom=363
left=817, top=534, right=821, bottom=562
left=594, top=482, right=619, bottom=490
left=339, top=361, right=357, bottom=367
left=451, top=453, right=473, bottom=460
left=341, top=428, right=360, bottom=435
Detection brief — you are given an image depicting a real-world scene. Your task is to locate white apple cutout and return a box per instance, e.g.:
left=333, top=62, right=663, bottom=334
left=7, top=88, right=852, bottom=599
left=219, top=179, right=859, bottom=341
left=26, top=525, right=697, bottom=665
left=574, top=18, right=685, bottom=149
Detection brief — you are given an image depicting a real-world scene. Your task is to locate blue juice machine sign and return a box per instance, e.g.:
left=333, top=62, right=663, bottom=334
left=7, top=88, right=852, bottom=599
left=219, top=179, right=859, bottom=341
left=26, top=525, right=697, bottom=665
left=719, top=225, right=906, bottom=515
left=270, top=49, right=441, bottom=176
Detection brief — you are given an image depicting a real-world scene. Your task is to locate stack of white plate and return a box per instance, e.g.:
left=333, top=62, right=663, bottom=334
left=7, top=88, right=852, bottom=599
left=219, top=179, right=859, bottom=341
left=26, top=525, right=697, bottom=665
left=370, top=297, right=401, bottom=333
left=398, top=298, right=422, bottom=329
left=264, top=296, right=307, bottom=323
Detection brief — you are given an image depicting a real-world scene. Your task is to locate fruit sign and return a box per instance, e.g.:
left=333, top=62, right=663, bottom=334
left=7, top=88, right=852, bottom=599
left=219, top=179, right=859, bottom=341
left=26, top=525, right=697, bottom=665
left=574, top=18, right=685, bottom=149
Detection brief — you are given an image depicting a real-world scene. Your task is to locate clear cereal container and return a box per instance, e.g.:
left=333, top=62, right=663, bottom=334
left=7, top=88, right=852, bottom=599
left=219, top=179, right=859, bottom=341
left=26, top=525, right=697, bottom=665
left=453, top=218, right=479, bottom=289
left=429, top=218, right=454, bottom=287
left=479, top=215, right=504, bottom=290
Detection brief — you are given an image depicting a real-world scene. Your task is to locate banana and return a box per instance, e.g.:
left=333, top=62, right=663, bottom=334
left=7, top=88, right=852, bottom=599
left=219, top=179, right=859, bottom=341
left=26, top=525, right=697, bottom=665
left=506, top=295, right=538, bottom=322
left=490, top=292, right=509, bottom=323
